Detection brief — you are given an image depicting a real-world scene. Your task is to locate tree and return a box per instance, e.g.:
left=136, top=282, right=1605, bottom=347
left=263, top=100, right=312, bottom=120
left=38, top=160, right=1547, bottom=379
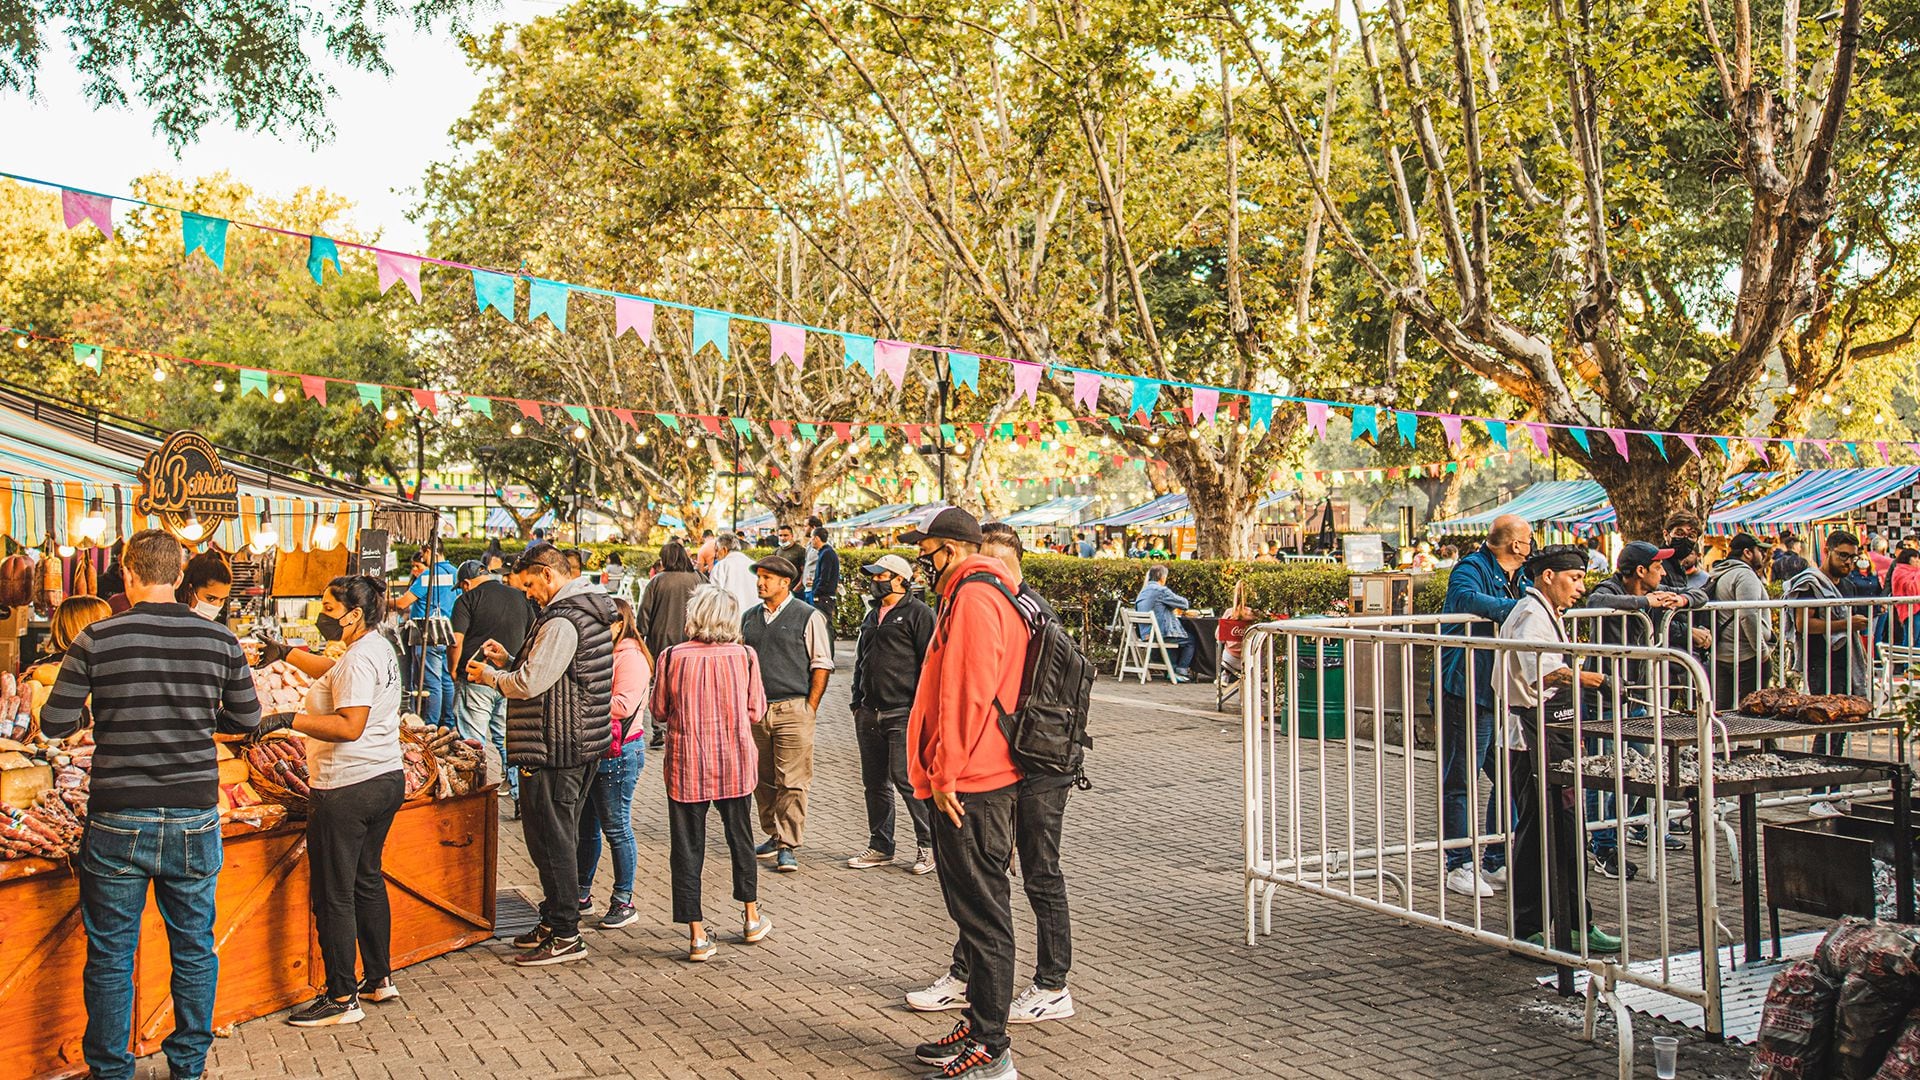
left=2, top=0, right=479, bottom=149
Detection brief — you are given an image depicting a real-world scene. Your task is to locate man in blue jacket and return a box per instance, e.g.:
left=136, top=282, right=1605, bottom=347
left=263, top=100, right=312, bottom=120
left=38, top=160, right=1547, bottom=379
left=1438, top=513, right=1532, bottom=898
left=805, top=527, right=842, bottom=647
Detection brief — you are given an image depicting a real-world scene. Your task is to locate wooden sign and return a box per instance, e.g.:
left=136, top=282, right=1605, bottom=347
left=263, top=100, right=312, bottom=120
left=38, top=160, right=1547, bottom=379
left=135, top=431, right=239, bottom=537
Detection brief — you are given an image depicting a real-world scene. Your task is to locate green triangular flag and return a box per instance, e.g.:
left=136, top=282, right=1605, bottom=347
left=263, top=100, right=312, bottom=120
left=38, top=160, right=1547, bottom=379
left=1055, top=421, right=1072, bottom=435
left=357, top=383, right=383, bottom=408
left=798, top=423, right=818, bottom=442
left=940, top=424, right=957, bottom=443
left=654, top=413, right=680, bottom=432
left=1107, top=416, right=1125, bottom=434
left=868, top=424, right=885, bottom=447
left=731, top=417, right=752, bottom=439
left=72, top=343, right=102, bottom=372
left=466, top=396, right=493, bottom=418
left=239, top=369, right=268, bottom=398
left=562, top=405, right=591, bottom=427
left=997, top=423, right=1014, bottom=440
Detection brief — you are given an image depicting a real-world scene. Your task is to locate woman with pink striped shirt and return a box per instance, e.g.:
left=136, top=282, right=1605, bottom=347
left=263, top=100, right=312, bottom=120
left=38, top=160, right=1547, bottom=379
left=651, top=584, right=771, bottom=961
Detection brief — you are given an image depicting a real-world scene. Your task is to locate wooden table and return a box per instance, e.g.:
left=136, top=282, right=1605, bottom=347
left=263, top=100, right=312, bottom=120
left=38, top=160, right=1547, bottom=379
left=0, top=789, right=498, bottom=1080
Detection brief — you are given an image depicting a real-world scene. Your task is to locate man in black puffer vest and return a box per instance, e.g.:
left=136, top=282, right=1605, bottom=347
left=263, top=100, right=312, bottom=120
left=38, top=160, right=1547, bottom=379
left=466, top=543, right=616, bottom=966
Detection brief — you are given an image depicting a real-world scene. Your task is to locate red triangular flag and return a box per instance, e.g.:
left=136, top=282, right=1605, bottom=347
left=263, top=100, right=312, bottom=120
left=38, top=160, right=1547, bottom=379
left=300, top=375, right=327, bottom=404
left=613, top=409, right=637, bottom=429
left=770, top=420, right=793, bottom=439
left=968, top=423, right=986, bottom=440
left=830, top=422, right=854, bottom=442
left=517, top=399, right=544, bottom=423
left=699, top=415, right=724, bottom=436
left=411, top=388, right=438, bottom=413
left=903, top=424, right=922, bottom=444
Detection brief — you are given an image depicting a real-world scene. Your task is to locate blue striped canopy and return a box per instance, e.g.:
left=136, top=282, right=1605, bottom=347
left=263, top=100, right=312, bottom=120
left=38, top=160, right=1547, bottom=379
left=1709, top=466, right=1920, bottom=529
left=1083, top=492, right=1190, bottom=527
left=831, top=502, right=916, bottom=531
left=998, top=495, right=1097, bottom=527
left=1431, top=481, right=1609, bottom=536
left=1162, top=490, right=1295, bottom=528
left=1556, top=472, right=1778, bottom=535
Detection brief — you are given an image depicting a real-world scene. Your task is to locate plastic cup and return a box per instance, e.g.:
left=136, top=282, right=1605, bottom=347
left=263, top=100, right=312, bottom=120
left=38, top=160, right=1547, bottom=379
left=1652, top=1035, right=1679, bottom=1079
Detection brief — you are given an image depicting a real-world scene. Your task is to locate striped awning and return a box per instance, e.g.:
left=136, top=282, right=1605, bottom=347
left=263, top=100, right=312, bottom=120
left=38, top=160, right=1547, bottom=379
left=1431, top=481, right=1609, bottom=536
left=1556, top=473, right=1779, bottom=535
left=1162, top=490, right=1295, bottom=528
left=830, top=503, right=916, bottom=531
left=1083, top=492, right=1190, bottom=528
left=997, top=496, right=1097, bottom=528
left=1709, top=466, right=1920, bottom=530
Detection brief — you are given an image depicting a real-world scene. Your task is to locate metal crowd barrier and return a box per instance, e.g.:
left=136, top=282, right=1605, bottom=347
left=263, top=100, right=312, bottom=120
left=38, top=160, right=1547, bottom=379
left=1243, top=593, right=1920, bottom=1078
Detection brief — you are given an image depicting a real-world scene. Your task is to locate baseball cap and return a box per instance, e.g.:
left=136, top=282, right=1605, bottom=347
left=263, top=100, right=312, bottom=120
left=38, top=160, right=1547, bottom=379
left=456, top=559, right=487, bottom=586
left=862, top=554, right=914, bottom=580
left=900, top=506, right=984, bottom=546
left=1727, top=532, right=1773, bottom=556
left=750, top=555, right=800, bottom=582
left=1617, top=540, right=1674, bottom=573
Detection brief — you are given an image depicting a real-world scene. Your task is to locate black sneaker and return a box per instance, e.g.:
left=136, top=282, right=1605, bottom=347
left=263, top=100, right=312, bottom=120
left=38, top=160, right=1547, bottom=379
left=287, top=994, right=364, bottom=1027
left=929, top=1042, right=1015, bottom=1079
left=755, top=837, right=780, bottom=859
left=649, top=729, right=665, bottom=749
left=515, top=934, right=588, bottom=966
left=511, top=923, right=553, bottom=950
left=915, top=1019, right=973, bottom=1065
left=1592, top=849, right=1639, bottom=881
left=600, top=901, right=639, bottom=930
left=356, top=977, right=400, bottom=1003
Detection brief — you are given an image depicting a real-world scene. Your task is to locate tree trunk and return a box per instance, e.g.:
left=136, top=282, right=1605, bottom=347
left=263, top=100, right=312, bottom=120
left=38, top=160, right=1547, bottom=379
left=1178, top=454, right=1261, bottom=559
left=1578, top=449, right=1723, bottom=541
left=1412, top=474, right=1462, bottom=524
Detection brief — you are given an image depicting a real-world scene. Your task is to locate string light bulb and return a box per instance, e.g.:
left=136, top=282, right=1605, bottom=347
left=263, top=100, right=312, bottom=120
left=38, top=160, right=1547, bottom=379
left=383, top=405, right=399, bottom=421
left=572, top=424, right=588, bottom=441
left=509, top=421, right=524, bottom=436
left=1189, top=427, right=1203, bottom=439
left=1147, top=432, right=1161, bottom=446
left=151, top=365, right=167, bottom=382
left=1876, top=413, right=1887, bottom=425
left=77, top=498, right=107, bottom=544
left=271, top=387, right=286, bottom=404
left=636, top=433, right=649, bottom=447
left=1447, top=388, right=1460, bottom=400
left=1842, top=404, right=1854, bottom=416
left=450, top=415, right=464, bottom=428
left=684, top=435, right=700, bottom=449
left=1822, top=392, right=1834, bottom=405
left=212, top=378, right=226, bottom=393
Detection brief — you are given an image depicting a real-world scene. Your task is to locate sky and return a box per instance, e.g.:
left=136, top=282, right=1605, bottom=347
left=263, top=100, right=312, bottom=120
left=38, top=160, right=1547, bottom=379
left=4, top=4, right=558, bottom=251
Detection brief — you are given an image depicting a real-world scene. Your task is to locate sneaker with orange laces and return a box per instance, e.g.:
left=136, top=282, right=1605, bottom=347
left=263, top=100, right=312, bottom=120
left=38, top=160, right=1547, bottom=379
left=914, top=1020, right=973, bottom=1065
left=928, top=1041, right=1016, bottom=1079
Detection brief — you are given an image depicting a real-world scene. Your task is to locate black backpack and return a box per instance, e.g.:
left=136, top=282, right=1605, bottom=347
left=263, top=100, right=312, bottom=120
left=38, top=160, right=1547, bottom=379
left=956, top=573, right=1095, bottom=785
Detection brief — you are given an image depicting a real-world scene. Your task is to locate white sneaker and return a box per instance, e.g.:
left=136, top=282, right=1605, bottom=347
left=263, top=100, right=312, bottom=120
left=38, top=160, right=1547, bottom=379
left=906, top=971, right=970, bottom=1012
left=1446, top=865, right=1494, bottom=898
left=847, top=847, right=894, bottom=869
left=1809, top=800, right=1844, bottom=818
left=911, top=847, right=937, bottom=876
left=1008, top=983, right=1075, bottom=1024
left=1483, top=866, right=1508, bottom=890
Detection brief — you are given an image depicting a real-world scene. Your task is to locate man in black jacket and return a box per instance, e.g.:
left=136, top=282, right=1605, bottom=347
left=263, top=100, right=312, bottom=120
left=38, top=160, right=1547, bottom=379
left=467, top=543, right=617, bottom=967
left=806, top=527, right=843, bottom=646
left=848, top=553, right=937, bottom=874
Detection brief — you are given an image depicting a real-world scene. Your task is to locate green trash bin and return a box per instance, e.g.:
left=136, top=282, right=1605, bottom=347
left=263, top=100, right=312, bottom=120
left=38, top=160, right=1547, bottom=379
left=1289, top=638, right=1348, bottom=739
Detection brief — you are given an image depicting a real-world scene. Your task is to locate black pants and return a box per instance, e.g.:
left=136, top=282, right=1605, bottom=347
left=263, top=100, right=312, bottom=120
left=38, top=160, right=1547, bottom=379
left=1509, top=744, right=1590, bottom=944
left=307, top=771, right=404, bottom=1000
left=520, top=762, right=596, bottom=938
left=934, top=785, right=1018, bottom=1056
left=1714, top=656, right=1767, bottom=713
left=855, top=708, right=932, bottom=856
left=952, top=779, right=1073, bottom=991
left=668, top=795, right=757, bottom=924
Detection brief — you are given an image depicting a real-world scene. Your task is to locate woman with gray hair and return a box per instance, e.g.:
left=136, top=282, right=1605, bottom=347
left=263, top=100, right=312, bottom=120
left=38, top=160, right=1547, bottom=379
left=649, top=585, right=772, bottom=960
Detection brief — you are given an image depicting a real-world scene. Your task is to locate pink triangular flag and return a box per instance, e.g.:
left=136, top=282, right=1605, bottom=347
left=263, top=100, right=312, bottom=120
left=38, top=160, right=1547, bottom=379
left=1192, top=388, right=1219, bottom=422
left=1749, top=437, right=1770, bottom=456
left=769, top=323, right=805, bottom=369
left=1010, top=361, right=1044, bottom=404
left=61, top=190, right=113, bottom=238
left=1876, top=441, right=1890, bottom=464
left=1305, top=402, right=1329, bottom=437
left=1603, top=428, right=1630, bottom=459
left=299, top=375, right=327, bottom=405
left=1072, top=371, right=1102, bottom=411
left=872, top=340, right=911, bottom=388
left=615, top=297, right=655, bottom=343
left=411, top=388, right=439, bottom=413
left=1677, top=433, right=1700, bottom=457
left=1440, top=414, right=1463, bottom=447
left=376, top=251, right=423, bottom=302
left=1525, top=423, right=1550, bottom=454
left=1815, top=440, right=1834, bottom=462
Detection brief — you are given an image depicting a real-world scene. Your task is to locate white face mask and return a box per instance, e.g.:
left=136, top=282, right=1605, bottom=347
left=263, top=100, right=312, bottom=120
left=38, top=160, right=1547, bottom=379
left=192, top=599, right=223, bottom=621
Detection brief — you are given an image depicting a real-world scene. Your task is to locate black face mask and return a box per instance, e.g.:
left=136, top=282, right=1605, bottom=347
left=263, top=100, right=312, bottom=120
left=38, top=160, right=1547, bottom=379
left=869, top=576, right=898, bottom=601
left=316, top=613, right=343, bottom=642
left=914, top=550, right=942, bottom=586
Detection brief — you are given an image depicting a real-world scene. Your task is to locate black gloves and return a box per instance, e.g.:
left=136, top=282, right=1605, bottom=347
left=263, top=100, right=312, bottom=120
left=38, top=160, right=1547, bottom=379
left=254, top=712, right=296, bottom=739
left=253, top=634, right=291, bottom=669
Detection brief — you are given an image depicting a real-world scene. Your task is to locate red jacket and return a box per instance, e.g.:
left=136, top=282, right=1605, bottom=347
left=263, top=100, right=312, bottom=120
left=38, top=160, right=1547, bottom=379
left=908, top=554, right=1028, bottom=798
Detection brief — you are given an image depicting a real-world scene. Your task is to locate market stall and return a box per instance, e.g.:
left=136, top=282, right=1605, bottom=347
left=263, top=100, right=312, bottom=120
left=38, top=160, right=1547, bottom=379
left=1428, top=479, right=1609, bottom=539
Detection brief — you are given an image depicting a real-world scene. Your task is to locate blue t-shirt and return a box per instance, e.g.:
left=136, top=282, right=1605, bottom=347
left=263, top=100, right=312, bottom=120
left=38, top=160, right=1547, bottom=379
left=405, top=560, right=460, bottom=620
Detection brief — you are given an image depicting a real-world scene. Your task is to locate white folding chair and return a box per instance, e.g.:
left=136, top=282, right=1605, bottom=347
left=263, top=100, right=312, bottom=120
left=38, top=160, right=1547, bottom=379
left=1117, top=609, right=1178, bottom=683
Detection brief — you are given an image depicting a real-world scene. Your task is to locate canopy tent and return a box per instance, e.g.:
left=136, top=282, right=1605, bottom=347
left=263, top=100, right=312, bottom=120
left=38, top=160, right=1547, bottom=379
left=1709, top=466, right=1920, bottom=531
left=484, top=506, right=557, bottom=536
left=998, top=495, right=1098, bottom=528
left=1430, top=480, right=1608, bottom=536
left=1161, top=490, right=1296, bottom=528
left=0, top=386, right=381, bottom=552
left=1556, top=472, right=1779, bottom=536
left=870, top=502, right=948, bottom=532
left=829, top=503, right=916, bottom=532
left=1083, top=492, right=1190, bottom=528
left=730, top=509, right=778, bottom=533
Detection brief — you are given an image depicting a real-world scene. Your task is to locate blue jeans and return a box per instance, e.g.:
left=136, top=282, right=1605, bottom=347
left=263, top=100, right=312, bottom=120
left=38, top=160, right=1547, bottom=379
left=578, top=739, right=645, bottom=906
left=412, top=645, right=455, bottom=729
left=455, top=681, right=514, bottom=799
left=1586, top=705, right=1650, bottom=855
left=1439, top=693, right=1505, bottom=871
left=78, top=806, right=223, bottom=1080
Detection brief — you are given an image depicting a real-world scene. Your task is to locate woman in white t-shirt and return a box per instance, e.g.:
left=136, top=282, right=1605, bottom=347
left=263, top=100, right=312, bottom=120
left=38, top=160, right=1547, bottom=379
left=270, top=575, right=407, bottom=1028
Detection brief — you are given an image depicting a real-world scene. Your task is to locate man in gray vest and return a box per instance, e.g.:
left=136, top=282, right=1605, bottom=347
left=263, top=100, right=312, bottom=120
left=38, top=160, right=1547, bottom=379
left=467, top=543, right=617, bottom=966
left=741, top=554, right=834, bottom=874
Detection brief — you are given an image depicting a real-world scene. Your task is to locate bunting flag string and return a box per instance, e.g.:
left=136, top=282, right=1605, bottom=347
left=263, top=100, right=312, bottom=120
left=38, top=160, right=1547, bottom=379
left=4, top=166, right=1894, bottom=464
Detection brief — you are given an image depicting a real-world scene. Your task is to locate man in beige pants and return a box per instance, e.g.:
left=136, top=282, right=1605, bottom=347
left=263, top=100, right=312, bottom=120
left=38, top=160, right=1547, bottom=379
left=740, top=555, right=834, bottom=873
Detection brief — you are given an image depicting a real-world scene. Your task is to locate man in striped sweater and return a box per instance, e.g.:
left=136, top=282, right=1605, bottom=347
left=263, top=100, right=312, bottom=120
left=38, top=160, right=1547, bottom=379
left=41, top=528, right=262, bottom=1080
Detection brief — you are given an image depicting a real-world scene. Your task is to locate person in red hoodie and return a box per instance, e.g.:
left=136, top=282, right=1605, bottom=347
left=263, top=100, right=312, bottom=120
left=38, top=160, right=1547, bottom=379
left=903, top=507, right=1027, bottom=1080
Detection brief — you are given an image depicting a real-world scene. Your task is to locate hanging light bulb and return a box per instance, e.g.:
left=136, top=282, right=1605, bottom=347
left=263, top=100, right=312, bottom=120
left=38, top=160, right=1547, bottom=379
left=1785, top=383, right=1798, bottom=394
left=685, top=434, right=700, bottom=449
left=56, top=543, right=75, bottom=558
left=271, top=387, right=286, bottom=404
left=572, top=424, right=588, bottom=441
left=1842, top=404, right=1854, bottom=416
left=636, top=433, right=649, bottom=447
left=1822, top=392, right=1834, bottom=405
left=1447, top=388, right=1460, bottom=400
left=450, top=415, right=464, bottom=428
left=177, top=508, right=205, bottom=542
left=1189, top=427, right=1203, bottom=439
left=384, top=405, right=399, bottom=420
left=787, top=439, right=802, bottom=452
left=1147, top=432, right=1161, bottom=446
left=212, top=378, right=226, bottom=393
left=251, top=505, right=279, bottom=553
left=12, top=334, right=26, bottom=349
left=77, top=497, right=108, bottom=544
left=152, top=365, right=167, bottom=382
left=1876, top=413, right=1887, bottom=425
left=509, top=421, right=524, bottom=436
left=311, top=514, right=339, bottom=550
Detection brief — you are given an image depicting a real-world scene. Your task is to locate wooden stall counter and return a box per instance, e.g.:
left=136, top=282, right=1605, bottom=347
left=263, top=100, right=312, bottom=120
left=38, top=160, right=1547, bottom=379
left=0, top=790, right=497, bottom=1080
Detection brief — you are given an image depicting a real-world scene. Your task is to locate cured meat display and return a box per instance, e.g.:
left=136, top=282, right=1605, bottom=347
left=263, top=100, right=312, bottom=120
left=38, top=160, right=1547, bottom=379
left=1740, top=688, right=1873, bottom=725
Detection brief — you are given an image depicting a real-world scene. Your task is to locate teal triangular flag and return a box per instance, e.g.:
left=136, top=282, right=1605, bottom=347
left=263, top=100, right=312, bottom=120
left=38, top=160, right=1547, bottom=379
left=1712, top=436, right=1731, bottom=457
left=940, top=423, right=957, bottom=443
left=731, top=417, right=752, bottom=439
left=1249, top=395, right=1275, bottom=430
left=356, top=383, right=383, bottom=408
left=1485, top=420, right=1508, bottom=450
left=239, top=369, right=268, bottom=398
left=307, top=236, right=340, bottom=284
left=1395, top=411, right=1419, bottom=447
left=1648, top=432, right=1668, bottom=460
left=1783, top=439, right=1798, bottom=458
left=1128, top=378, right=1160, bottom=418
left=528, top=280, right=569, bottom=332
left=692, top=311, right=729, bottom=357
left=1845, top=441, right=1862, bottom=463
left=868, top=424, right=885, bottom=447
left=473, top=270, right=516, bottom=320
left=1569, top=428, right=1592, bottom=454
left=562, top=405, right=591, bottom=427
left=72, top=343, right=102, bottom=372
left=1106, top=416, right=1126, bottom=434
left=466, top=396, right=493, bottom=418
left=1351, top=406, right=1379, bottom=442
left=797, top=422, right=818, bottom=442
left=842, top=333, right=875, bottom=374
left=948, top=353, right=980, bottom=391
left=654, top=413, right=680, bottom=432
left=181, top=213, right=229, bottom=270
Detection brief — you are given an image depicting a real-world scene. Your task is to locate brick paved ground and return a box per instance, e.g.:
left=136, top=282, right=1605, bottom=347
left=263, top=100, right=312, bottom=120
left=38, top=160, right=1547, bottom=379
left=196, top=656, right=1760, bottom=1079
